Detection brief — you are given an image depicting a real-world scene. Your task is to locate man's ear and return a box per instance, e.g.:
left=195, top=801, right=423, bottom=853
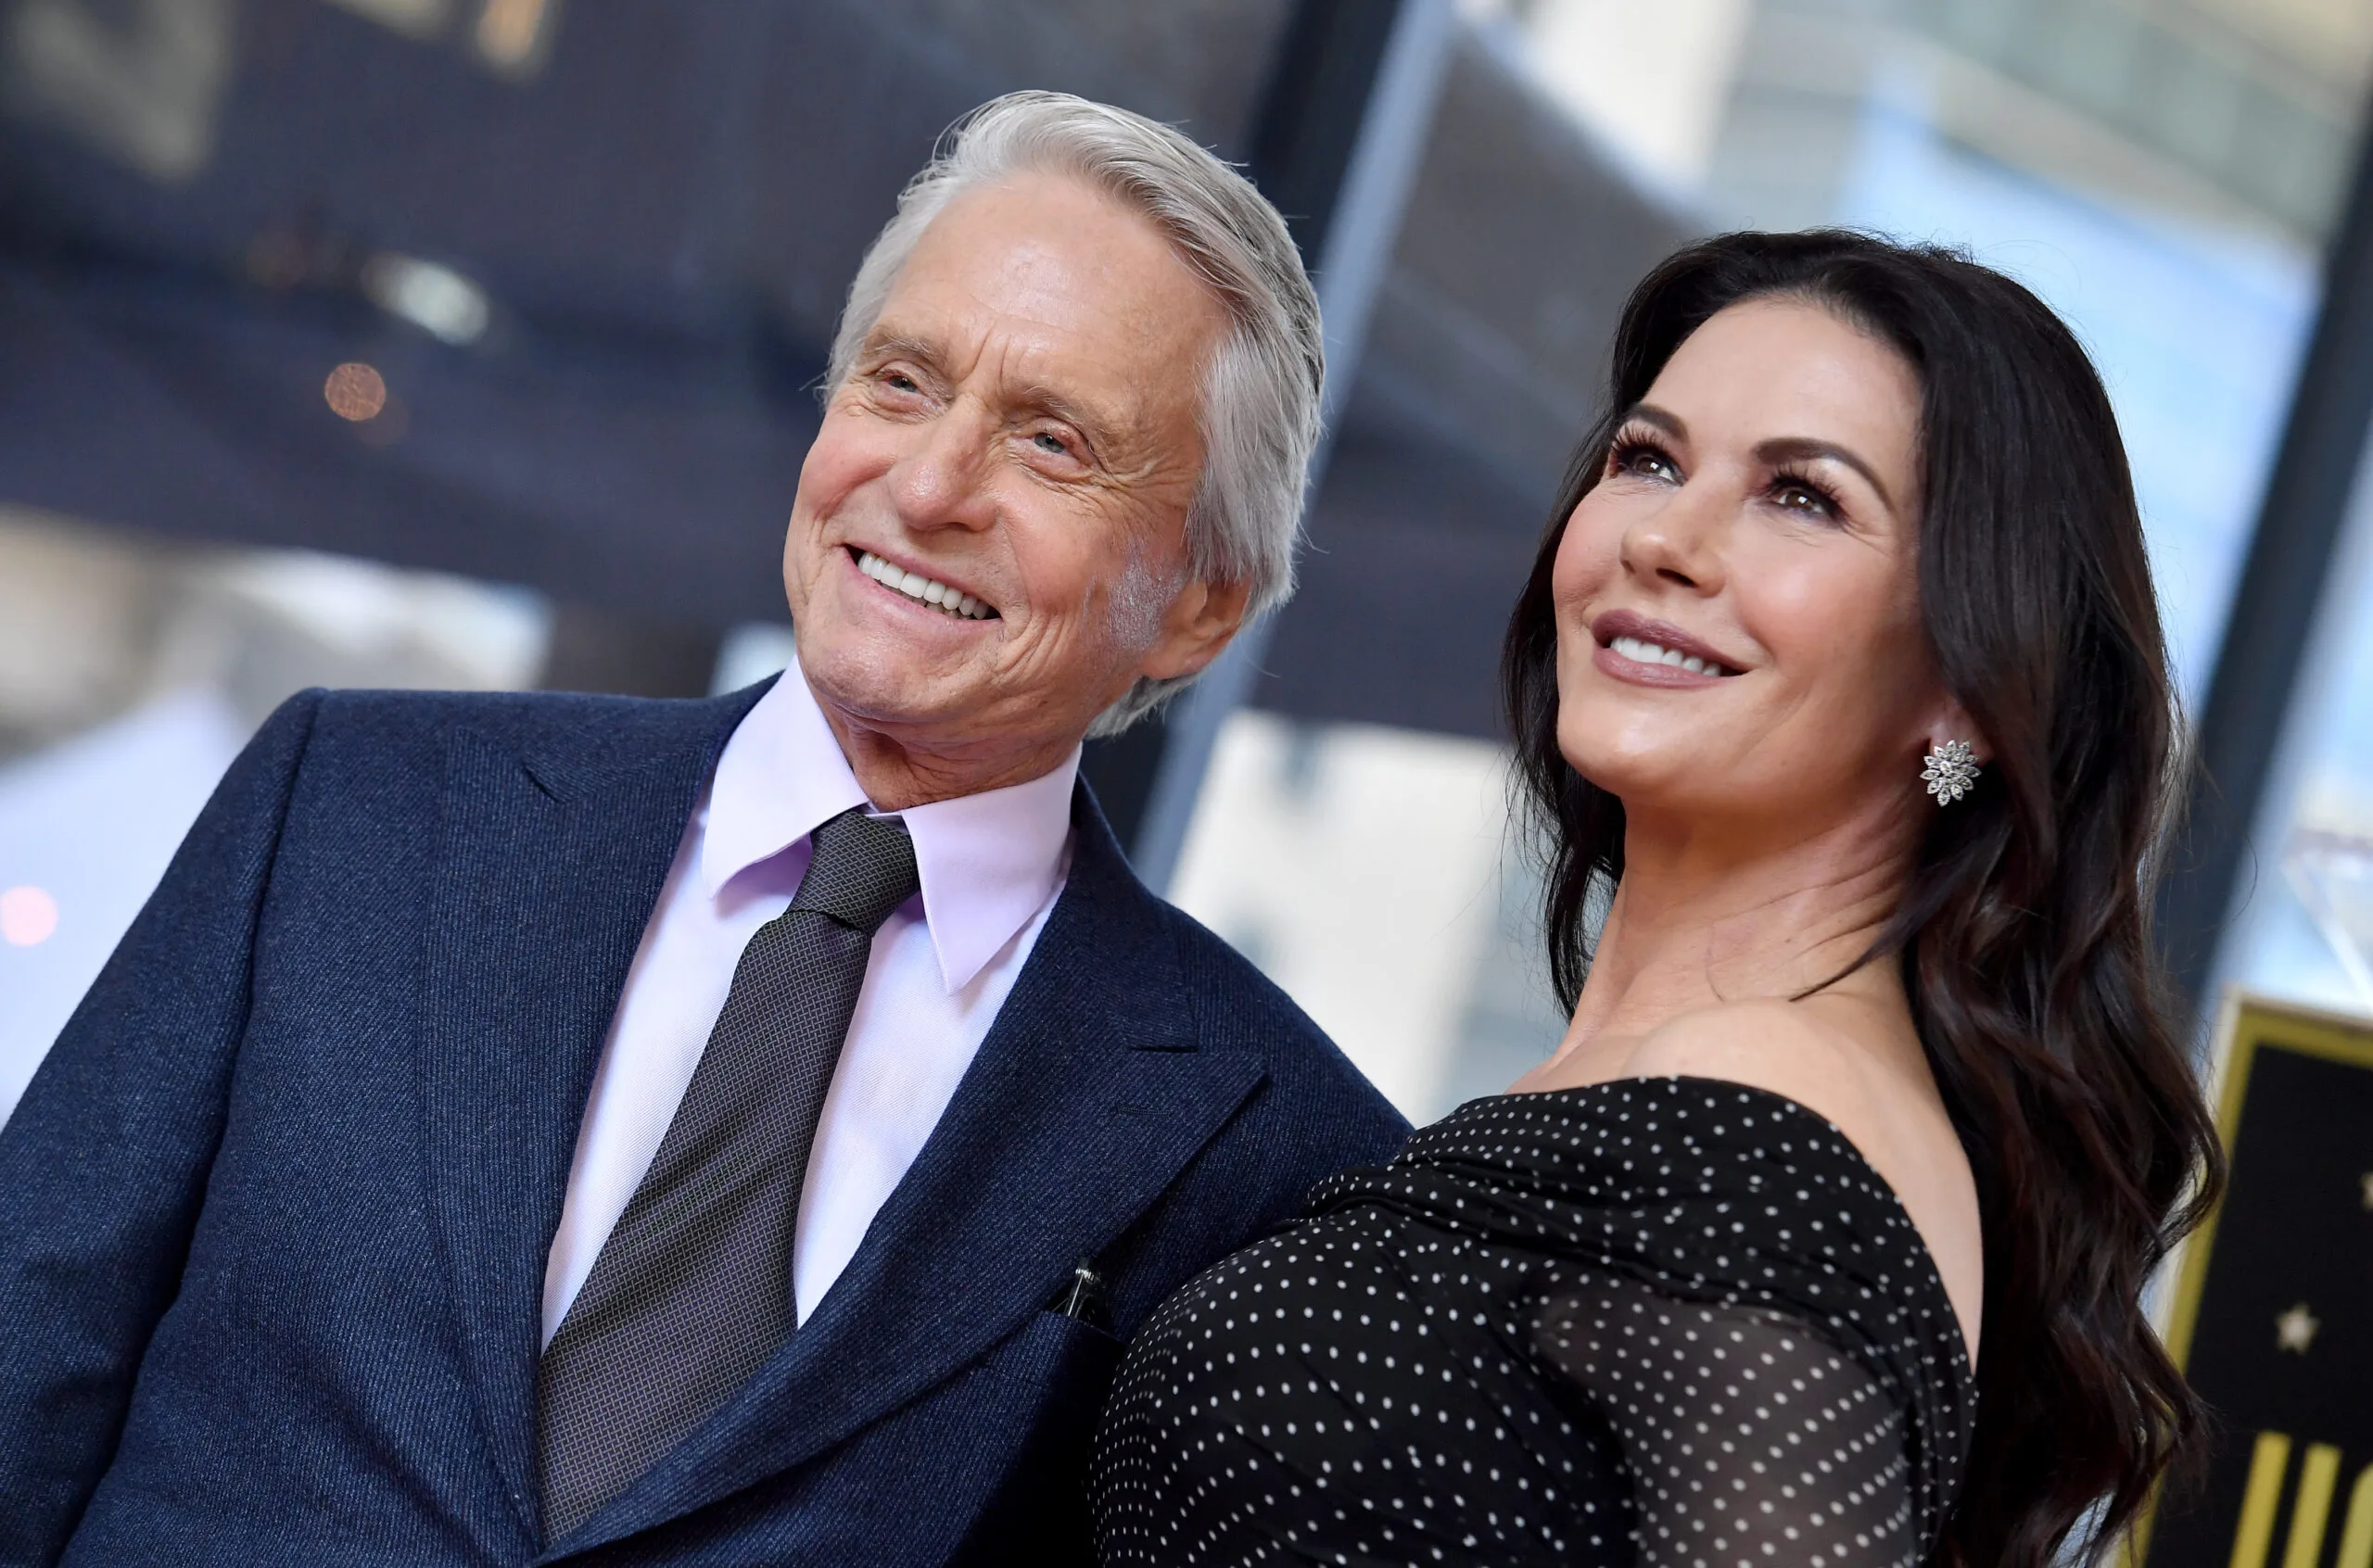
left=1140, top=577, right=1252, bottom=682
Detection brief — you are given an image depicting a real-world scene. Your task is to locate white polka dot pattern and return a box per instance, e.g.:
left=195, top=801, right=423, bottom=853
left=1534, top=1277, right=1916, bottom=1566
left=1090, top=1078, right=1973, bottom=1567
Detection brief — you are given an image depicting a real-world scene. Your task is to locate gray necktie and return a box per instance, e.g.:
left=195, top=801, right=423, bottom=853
left=536, top=807, right=920, bottom=1541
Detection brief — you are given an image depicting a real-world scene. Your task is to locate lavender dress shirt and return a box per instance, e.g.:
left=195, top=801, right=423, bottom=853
left=539, top=660, right=1079, bottom=1344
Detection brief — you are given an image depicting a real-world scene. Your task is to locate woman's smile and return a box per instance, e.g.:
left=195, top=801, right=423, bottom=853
left=1590, top=607, right=1745, bottom=687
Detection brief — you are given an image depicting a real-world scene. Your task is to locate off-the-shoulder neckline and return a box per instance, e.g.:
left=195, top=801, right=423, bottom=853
left=1476, top=1073, right=1978, bottom=1376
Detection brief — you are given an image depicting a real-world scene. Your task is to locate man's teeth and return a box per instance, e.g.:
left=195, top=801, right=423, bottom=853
left=856, top=550, right=992, bottom=619
left=1610, top=634, right=1726, bottom=676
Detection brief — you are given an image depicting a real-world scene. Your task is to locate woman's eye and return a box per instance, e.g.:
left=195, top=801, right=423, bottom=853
left=1033, top=432, right=1072, bottom=457
left=1616, top=445, right=1675, bottom=481
left=884, top=372, right=919, bottom=392
left=1773, top=482, right=1834, bottom=516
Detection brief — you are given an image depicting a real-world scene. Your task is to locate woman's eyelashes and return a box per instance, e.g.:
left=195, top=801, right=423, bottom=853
left=1607, top=430, right=1679, bottom=483
left=1608, top=429, right=1849, bottom=524
left=1767, top=464, right=1845, bottom=522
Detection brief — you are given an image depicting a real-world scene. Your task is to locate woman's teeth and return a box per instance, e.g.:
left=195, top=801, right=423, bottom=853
left=1610, top=634, right=1727, bottom=676
left=856, top=550, right=993, bottom=619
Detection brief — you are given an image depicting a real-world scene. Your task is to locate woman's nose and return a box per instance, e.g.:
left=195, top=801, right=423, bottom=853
left=1620, top=479, right=1728, bottom=594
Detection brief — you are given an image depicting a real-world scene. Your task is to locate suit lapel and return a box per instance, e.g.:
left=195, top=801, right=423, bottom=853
left=417, top=686, right=766, bottom=1540
left=561, top=786, right=1268, bottom=1553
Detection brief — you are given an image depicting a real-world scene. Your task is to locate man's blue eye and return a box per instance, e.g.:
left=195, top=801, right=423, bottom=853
left=1034, top=433, right=1069, bottom=455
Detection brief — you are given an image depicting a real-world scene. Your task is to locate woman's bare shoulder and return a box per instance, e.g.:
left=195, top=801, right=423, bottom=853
left=1617, top=998, right=1985, bottom=1358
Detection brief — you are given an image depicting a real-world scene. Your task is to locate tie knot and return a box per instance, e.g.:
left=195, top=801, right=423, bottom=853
left=791, top=808, right=919, bottom=936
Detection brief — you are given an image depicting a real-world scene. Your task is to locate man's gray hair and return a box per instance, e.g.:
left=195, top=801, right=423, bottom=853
left=826, top=90, right=1326, bottom=734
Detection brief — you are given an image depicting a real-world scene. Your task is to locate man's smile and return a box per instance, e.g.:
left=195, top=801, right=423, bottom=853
left=847, top=546, right=999, bottom=621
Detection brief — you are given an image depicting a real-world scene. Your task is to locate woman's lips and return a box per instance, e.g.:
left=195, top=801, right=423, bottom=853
left=1593, top=642, right=1730, bottom=688
left=1589, top=609, right=1745, bottom=688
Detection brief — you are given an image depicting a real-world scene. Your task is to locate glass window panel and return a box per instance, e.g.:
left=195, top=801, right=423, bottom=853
left=1181, top=0, right=2373, bottom=1114
left=2224, top=449, right=2373, bottom=1014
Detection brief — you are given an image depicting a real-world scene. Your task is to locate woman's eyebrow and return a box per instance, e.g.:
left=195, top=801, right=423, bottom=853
left=1623, top=402, right=1686, bottom=438
left=1755, top=436, right=1896, bottom=512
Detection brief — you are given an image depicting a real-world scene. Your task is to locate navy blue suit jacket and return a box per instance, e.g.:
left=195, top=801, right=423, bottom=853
left=0, top=683, right=1407, bottom=1566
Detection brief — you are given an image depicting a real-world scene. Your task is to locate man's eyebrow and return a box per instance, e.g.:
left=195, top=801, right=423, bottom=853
left=1755, top=436, right=1896, bottom=512
left=1013, top=382, right=1122, bottom=449
left=856, top=331, right=946, bottom=372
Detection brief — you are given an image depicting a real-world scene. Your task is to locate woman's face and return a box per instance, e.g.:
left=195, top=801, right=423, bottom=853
left=1553, top=297, right=1956, bottom=837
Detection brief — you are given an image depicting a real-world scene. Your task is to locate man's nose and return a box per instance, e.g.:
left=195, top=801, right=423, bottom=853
left=1619, top=477, right=1729, bottom=595
left=885, top=401, right=999, bottom=534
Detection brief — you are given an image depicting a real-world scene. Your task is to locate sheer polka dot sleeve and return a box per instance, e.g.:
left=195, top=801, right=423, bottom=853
left=1532, top=1272, right=1918, bottom=1568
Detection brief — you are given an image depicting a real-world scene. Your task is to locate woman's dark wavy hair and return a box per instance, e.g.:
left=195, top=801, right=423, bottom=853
left=1501, top=230, right=2224, bottom=1566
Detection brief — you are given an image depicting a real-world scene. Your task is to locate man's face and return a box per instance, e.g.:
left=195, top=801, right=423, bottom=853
left=783, top=172, right=1241, bottom=771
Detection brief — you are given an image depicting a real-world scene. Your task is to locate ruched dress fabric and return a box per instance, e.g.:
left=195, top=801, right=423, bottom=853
left=1091, top=1078, right=1973, bottom=1568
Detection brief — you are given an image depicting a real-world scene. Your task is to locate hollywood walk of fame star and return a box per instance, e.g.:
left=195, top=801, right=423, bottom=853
left=2277, top=1302, right=2321, bottom=1355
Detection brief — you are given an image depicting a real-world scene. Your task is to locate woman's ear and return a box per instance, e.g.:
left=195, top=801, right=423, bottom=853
left=1922, top=692, right=1991, bottom=765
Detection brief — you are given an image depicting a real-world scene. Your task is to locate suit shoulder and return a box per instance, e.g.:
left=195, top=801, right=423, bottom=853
left=1152, top=900, right=1320, bottom=1050
left=1156, top=902, right=1408, bottom=1144
left=295, top=685, right=747, bottom=762
left=306, top=684, right=703, bottom=731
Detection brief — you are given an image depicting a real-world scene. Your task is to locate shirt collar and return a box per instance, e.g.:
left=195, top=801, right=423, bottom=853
left=701, top=656, right=1078, bottom=994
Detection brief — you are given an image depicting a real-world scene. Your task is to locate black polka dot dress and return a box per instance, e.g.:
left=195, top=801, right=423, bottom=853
left=1091, top=1078, right=1973, bottom=1567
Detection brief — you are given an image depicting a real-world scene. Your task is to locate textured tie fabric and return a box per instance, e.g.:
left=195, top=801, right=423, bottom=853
left=537, top=807, right=920, bottom=1541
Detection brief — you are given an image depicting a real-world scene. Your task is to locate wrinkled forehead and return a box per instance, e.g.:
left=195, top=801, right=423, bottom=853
left=869, top=174, right=1226, bottom=429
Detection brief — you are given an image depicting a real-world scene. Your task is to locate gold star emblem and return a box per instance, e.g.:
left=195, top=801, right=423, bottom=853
left=2277, top=1303, right=2321, bottom=1355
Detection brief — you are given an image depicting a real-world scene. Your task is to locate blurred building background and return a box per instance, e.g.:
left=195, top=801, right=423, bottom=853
left=3, top=0, right=2372, bottom=1126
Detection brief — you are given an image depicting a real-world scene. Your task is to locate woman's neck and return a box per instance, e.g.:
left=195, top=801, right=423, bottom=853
left=1555, top=801, right=1915, bottom=1065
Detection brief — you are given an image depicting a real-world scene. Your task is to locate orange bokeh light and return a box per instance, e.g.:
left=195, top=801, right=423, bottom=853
left=324, top=361, right=388, bottom=422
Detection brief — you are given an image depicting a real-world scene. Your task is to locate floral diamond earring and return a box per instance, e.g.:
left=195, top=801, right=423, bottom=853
left=1922, top=740, right=1981, bottom=805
